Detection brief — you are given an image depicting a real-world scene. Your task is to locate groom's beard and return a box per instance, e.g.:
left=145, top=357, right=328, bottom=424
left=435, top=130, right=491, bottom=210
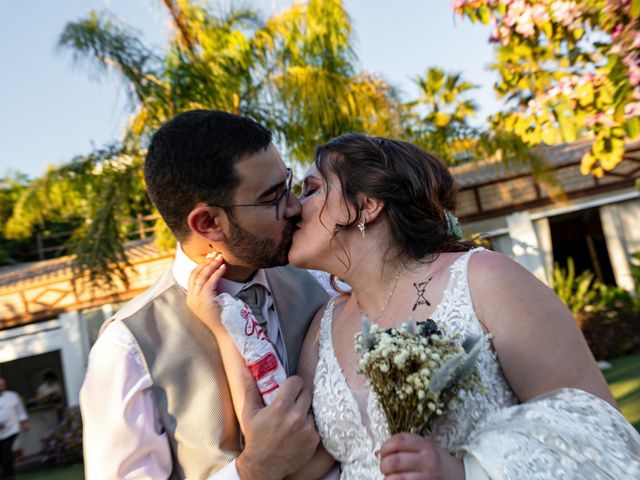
left=226, top=217, right=295, bottom=268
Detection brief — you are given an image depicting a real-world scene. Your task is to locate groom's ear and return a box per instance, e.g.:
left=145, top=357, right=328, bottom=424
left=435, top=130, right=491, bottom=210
left=359, top=195, right=385, bottom=224
left=187, top=204, right=226, bottom=243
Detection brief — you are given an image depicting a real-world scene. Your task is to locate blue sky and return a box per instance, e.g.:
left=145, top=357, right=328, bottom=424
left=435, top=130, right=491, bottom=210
left=0, top=0, right=498, bottom=178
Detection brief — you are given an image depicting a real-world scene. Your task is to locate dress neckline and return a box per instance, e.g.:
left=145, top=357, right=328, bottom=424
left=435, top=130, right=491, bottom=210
left=322, top=248, right=478, bottom=398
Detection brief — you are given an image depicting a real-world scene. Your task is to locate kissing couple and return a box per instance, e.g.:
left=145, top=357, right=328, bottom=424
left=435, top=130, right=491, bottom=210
left=81, top=110, right=640, bottom=480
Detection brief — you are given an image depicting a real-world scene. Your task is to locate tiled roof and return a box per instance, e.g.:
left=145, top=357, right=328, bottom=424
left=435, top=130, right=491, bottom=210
left=450, top=139, right=640, bottom=188
left=0, top=239, right=172, bottom=290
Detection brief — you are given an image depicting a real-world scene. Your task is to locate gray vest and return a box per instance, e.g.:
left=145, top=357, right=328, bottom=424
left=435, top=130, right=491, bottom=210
left=114, top=264, right=328, bottom=480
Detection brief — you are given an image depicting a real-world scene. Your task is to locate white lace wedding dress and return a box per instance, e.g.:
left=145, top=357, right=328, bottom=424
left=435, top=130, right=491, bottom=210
left=312, top=249, right=640, bottom=479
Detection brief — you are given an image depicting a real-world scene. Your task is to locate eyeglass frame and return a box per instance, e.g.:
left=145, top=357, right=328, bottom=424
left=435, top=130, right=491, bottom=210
left=208, top=168, right=293, bottom=220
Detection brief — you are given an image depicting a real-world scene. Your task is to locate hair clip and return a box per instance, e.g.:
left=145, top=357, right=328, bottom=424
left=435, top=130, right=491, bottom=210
left=444, top=210, right=463, bottom=239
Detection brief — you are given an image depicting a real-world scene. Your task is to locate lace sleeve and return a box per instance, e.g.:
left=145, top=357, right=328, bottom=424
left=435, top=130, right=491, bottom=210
left=459, top=388, right=640, bottom=480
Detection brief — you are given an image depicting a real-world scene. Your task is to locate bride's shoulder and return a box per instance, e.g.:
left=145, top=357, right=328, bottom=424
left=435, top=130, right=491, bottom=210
left=310, top=294, right=351, bottom=326
left=467, top=249, right=550, bottom=307
left=467, top=248, right=559, bottom=323
left=467, top=248, right=531, bottom=282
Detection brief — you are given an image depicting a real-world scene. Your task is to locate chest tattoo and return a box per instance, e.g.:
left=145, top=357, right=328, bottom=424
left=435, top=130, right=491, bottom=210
left=412, top=276, right=433, bottom=311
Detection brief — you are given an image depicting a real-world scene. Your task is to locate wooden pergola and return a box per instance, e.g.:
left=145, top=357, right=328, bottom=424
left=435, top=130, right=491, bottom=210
left=453, top=140, right=640, bottom=223
left=0, top=239, right=174, bottom=330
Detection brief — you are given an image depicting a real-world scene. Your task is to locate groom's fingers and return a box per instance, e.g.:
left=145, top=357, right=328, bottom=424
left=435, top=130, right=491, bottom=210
left=293, top=386, right=312, bottom=414
left=241, top=367, right=265, bottom=417
left=272, top=376, right=304, bottom=408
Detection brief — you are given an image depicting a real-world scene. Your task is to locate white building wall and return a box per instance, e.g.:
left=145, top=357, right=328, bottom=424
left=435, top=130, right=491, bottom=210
left=533, top=217, right=553, bottom=283
left=0, top=315, right=88, bottom=407
left=59, top=311, right=89, bottom=406
left=600, top=198, right=640, bottom=291
left=476, top=190, right=640, bottom=289
left=506, top=211, right=548, bottom=283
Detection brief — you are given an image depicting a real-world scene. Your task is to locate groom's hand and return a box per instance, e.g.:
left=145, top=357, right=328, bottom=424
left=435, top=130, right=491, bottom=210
left=236, top=371, right=319, bottom=480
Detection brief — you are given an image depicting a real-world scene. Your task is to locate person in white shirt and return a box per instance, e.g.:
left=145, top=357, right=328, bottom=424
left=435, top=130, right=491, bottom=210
left=81, top=110, right=333, bottom=480
left=36, top=371, right=63, bottom=404
left=0, top=378, right=28, bottom=480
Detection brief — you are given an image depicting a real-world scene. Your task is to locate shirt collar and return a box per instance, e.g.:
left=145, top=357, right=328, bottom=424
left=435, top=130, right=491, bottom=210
left=172, top=243, right=271, bottom=295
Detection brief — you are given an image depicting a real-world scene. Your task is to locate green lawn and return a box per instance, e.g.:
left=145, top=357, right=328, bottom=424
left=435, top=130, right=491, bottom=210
left=19, top=463, right=84, bottom=480
left=17, top=353, right=640, bottom=479
left=604, top=352, right=640, bottom=431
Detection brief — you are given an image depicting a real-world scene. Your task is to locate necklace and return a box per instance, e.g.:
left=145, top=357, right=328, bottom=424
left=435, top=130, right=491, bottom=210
left=357, top=270, right=401, bottom=324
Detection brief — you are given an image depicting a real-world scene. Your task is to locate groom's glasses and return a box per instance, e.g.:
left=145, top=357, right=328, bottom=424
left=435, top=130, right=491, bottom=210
left=210, top=168, right=292, bottom=220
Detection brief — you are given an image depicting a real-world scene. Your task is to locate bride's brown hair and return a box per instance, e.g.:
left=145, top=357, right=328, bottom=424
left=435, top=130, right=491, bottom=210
left=314, top=133, right=475, bottom=267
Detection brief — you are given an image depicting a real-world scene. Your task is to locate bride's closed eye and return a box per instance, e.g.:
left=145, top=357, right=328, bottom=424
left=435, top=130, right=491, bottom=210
left=302, top=187, right=320, bottom=197
left=302, top=177, right=322, bottom=197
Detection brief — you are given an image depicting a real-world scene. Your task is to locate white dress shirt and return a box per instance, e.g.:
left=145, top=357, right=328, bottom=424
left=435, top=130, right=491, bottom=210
left=37, top=381, right=62, bottom=400
left=0, top=390, right=28, bottom=441
left=81, top=244, right=335, bottom=480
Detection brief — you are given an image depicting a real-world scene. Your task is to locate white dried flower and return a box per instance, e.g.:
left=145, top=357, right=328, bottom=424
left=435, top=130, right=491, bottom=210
left=393, top=350, right=410, bottom=368
left=354, top=319, right=486, bottom=435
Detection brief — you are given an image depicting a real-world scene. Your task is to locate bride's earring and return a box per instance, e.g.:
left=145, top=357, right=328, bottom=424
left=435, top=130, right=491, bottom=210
left=357, top=220, right=366, bottom=239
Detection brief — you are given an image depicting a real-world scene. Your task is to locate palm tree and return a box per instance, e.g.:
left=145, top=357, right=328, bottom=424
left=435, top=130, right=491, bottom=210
left=4, top=0, right=399, bottom=286
left=405, top=67, right=551, bottom=186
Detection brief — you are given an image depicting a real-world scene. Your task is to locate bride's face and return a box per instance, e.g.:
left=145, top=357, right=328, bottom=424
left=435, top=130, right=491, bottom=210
left=288, top=163, right=353, bottom=272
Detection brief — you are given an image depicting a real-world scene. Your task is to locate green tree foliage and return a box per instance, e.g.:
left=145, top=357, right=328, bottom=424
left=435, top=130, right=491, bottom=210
left=3, top=1, right=544, bottom=286
left=0, top=174, right=32, bottom=264
left=3, top=147, right=151, bottom=286
left=454, top=0, right=640, bottom=177
left=404, top=67, right=480, bottom=163
left=3, top=0, right=400, bottom=285
left=403, top=67, right=552, bottom=181
left=58, top=0, right=399, bottom=159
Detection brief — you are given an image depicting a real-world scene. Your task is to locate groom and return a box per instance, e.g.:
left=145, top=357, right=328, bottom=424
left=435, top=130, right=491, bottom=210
left=80, top=110, right=330, bottom=479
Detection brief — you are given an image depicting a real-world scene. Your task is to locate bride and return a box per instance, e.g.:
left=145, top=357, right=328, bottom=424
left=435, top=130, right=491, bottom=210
left=188, top=133, right=640, bottom=479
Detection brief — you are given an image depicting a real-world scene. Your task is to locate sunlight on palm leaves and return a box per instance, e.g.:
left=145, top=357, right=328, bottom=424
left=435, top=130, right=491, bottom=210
left=4, top=0, right=544, bottom=287
left=7, top=0, right=399, bottom=286
left=404, top=67, right=558, bottom=196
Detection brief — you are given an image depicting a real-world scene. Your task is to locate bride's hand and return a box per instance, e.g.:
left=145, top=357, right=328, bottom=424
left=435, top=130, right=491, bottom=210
left=379, top=433, right=465, bottom=480
left=186, top=253, right=227, bottom=334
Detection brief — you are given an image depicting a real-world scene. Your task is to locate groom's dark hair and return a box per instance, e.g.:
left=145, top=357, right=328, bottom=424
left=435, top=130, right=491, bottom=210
left=144, top=109, right=272, bottom=241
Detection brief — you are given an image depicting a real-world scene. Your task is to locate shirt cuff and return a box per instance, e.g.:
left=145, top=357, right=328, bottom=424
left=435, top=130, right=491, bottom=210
left=208, top=459, right=241, bottom=480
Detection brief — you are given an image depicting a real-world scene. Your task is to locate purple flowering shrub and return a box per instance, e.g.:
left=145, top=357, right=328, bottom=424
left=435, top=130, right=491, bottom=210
left=40, top=407, right=83, bottom=466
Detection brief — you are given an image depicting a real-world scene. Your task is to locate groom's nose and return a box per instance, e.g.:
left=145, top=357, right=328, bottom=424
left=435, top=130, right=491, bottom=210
left=283, top=192, right=302, bottom=219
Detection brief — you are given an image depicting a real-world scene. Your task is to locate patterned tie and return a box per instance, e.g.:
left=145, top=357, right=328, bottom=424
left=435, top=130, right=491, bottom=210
left=236, top=284, right=267, bottom=327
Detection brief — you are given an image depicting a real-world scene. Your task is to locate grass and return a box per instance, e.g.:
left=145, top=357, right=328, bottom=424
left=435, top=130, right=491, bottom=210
left=604, top=352, right=640, bottom=431
left=17, top=354, right=640, bottom=479
left=19, top=463, right=84, bottom=480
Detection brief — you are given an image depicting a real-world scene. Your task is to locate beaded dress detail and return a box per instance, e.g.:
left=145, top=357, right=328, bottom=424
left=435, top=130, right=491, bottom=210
left=312, top=248, right=518, bottom=479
